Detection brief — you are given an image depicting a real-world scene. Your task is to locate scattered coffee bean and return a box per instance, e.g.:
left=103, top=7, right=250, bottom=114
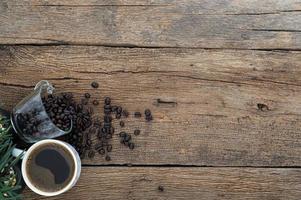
left=105, top=97, right=111, bottom=105
left=88, top=150, right=95, bottom=159
left=116, top=106, right=122, bottom=114
left=146, top=115, right=153, bottom=121
left=56, top=93, right=153, bottom=161
left=101, top=127, right=106, bottom=134
left=94, top=143, right=103, bottom=150
left=111, top=106, right=118, bottom=112
left=119, top=132, right=126, bottom=138
left=122, top=109, right=129, bottom=118
left=129, top=143, right=135, bottom=150
left=134, top=112, right=142, bottom=118
left=116, top=113, right=121, bottom=119
left=109, top=126, right=114, bottom=134
left=87, top=139, right=92, bottom=147
left=92, top=100, right=99, bottom=105
left=94, top=119, right=102, bottom=127
left=104, top=115, right=112, bottom=123
left=91, top=81, right=99, bottom=88
left=104, top=123, right=111, bottom=129
left=84, top=93, right=91, bottom=99
left=158, top=185, right=164, bottom=192
left=107, top=144, right=112, bottom=152
left=124, top=134, right=131, bottom=142
left=134, top=129, right=140, bottom=136
left=105, top=155, right=111, bottom=161
left=145, top=109, right=151, bottom=116
left=106, top=134, right=112, bottom=139
left=104, top=105, right=111, bottom=114
left=144, top=109, right=153, bottom=121
left=257, top=103, right=269, bottom=111
left=98, top=148, right=105, bottom=155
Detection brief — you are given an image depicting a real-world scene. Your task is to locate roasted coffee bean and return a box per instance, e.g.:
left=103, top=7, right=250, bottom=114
left=105, top=155, right=111, bottom=161
left=145, top=109, right=151, bottom=116
left=134, top=129, right=140, bottom=136
left=119, top=121, right=125, bottom=127
left=94, top=120, right=101, bottom=127
left=104, top=109, right=111, bottom=115
left=92, top=100, right=99, bottom=105
left=109, top=127, right=114, bottom=134
left=98, top=148, right=105, bottom=155
left=120, top=138, right=125, bottom=144
left=101, top=127, right=106, bottom=133
left=104, top=115, right=112, bottom=123
left=87, top=139, right=92, bottom=146
left=158, top=186, right=164, bottom=192
left=116, top=106, right=122, bottom=114
left=111, top=106, right=118, bottom=112
left=88, top=150, right=95, bottom=159
left=102, top=140, right=109, bottom=145
left=104, top=104, right=111, bottom=111
left=94, top=142, right=103, bottom=150
left=146, top=115, right=153, bottom=121
left=115, top=113, right=121, bottom=119
left=97, top=132, right=103, bottom=139
left=77, top=104, right=83, bottom=112
left=106, top=144, right=112, bottom=152
left=91, top=81, right=99, bottom=88
left=104, top=97, right=111, bottom=105
left=122, top=110, right=129, bottom=118
left=134, top=112, right=142, bottom=118
left=104, top=122, right=111, bottom=129
left=129, top=143, right=135, bottom=150
left=106, top=134, right=112, bottom=139
left=87, top=107, right=93, bottom=115
left=119, top=132, right=126, bottom=138
left=85, top=93, right=91, bottom=98
left=124, top=134, right=131, bottom=142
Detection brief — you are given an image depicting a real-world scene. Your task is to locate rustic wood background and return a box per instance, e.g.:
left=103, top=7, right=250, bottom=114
left=1, top=0, right=301, bottom=199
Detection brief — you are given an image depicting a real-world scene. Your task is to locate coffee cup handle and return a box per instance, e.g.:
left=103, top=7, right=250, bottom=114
left=12, top=148, right=26, bottom=159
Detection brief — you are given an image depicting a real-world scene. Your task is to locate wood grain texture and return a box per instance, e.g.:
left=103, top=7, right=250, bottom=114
left=23, top=167, right=301, bottom=200
left=0, top=0, right=301, bottom=49
left=1, top=46, right=301, bottom=166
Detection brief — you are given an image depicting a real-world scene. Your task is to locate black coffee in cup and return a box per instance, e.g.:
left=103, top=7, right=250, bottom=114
left=26, top=143, right=75, bottom=193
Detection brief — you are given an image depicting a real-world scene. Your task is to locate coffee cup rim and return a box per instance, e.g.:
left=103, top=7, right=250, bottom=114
left=22, top=139, right=80, bottom=196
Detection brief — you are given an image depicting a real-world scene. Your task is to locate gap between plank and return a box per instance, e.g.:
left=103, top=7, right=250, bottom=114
left=82, top=164, right=301, bottom=168
left=1, top=43, right=301, bottom=52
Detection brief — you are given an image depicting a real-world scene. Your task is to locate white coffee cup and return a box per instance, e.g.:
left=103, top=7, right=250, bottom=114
left=12, top=139, right=81, bottom=196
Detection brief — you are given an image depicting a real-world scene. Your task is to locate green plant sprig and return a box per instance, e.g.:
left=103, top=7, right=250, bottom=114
left=0, top=115, right=23, bottom=200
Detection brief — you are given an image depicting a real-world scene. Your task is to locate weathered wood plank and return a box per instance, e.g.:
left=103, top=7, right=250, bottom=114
left=23, top=167, right=301, bottom=200
left=1, top=46, right=301, bottom=166
left=0, top=0, right=301, bottom=48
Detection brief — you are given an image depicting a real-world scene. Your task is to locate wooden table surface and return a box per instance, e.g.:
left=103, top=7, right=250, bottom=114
left=1, top=0, right=301, bottom=199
